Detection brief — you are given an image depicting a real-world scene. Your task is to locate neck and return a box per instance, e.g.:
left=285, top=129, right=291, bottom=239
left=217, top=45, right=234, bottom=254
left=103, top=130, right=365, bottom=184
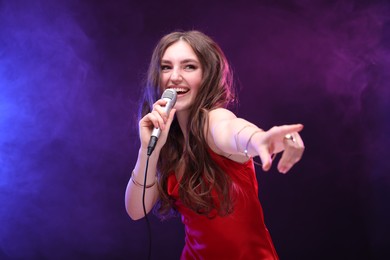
left=176, top=110, right=190, bottom=139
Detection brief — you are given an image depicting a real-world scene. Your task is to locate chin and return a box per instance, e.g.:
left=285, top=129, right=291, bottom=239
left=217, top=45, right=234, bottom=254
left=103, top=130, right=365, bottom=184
left=174, top=103, right=191, bottom=112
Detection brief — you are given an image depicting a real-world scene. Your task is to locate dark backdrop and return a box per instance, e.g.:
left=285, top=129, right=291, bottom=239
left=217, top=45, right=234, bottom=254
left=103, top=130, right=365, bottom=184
left=1, top=0, right=389, bottom=259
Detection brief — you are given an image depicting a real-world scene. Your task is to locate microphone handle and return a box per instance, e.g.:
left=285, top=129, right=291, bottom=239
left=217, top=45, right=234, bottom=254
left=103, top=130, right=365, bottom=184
left=147, top=97, right=174, bottom=155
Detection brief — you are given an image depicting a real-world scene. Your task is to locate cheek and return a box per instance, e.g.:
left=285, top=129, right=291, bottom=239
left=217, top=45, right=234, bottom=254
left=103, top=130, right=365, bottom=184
left=194, top=75, right=203, bottom=91
left=159, top=74, right=168, bottom=86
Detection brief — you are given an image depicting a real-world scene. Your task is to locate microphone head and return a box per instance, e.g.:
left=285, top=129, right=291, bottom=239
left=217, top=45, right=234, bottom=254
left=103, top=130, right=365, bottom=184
left=162, top=89, right=177, bottom=104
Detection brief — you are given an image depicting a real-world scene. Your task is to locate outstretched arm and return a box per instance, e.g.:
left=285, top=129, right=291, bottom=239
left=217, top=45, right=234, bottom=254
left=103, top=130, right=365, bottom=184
left=208, top=108, right=304, bottom=173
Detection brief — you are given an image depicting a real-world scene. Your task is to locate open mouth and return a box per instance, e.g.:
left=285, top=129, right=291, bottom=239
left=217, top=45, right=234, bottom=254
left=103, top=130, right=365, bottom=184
left=168, top=88, right=189, bottom=95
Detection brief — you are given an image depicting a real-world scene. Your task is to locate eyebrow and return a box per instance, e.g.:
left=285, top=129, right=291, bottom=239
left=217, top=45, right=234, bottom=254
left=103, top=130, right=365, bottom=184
left=161, top=59, right=199, bottom=64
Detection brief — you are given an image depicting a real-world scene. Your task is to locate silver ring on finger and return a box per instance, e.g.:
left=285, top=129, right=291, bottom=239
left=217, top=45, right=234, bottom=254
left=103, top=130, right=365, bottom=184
left=284, top=133, right=296, bottom=143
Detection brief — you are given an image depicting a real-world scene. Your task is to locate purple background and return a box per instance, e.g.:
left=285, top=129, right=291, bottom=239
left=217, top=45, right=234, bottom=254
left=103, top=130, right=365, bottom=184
left=1, top=0, right=389, bottom=259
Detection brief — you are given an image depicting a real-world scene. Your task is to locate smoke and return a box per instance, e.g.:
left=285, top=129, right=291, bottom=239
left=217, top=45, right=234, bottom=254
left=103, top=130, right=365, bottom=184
left=197, top=1, right=390, bottom=117
left=0, top=0, right=141, bottom=258
left=1, top=0, right=389, bottom=259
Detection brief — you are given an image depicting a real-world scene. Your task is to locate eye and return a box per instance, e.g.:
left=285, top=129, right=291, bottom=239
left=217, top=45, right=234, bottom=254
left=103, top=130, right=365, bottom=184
left=184, top=64, right=197, bottom=71
left=161, top=65, right=171, bottom=71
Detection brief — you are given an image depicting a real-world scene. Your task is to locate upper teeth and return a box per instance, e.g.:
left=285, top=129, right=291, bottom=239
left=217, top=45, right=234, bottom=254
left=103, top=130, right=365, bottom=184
left=168, top=88, right=188, bottom=93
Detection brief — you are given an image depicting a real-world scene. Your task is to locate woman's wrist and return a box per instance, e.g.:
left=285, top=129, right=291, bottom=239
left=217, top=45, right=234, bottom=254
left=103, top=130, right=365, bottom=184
left=130, top=170, right=156, bottom=188
left=235, top=124, right=263, bottom=157
left=244, top=130, right=263, bottom=157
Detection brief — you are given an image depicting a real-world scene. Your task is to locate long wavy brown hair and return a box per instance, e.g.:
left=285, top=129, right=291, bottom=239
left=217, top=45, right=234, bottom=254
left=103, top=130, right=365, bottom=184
left=138, top=30, right=237, bottom=219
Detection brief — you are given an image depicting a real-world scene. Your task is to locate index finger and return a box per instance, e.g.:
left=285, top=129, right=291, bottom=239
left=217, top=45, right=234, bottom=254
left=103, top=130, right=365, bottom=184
left=153, top=99, right=169, bottom=118
left=267, top=124, right=304, bottom=139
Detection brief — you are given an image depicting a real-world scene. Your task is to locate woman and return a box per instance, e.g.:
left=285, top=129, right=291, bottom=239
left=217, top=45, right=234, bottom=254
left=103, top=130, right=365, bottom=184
left=125, top=30, right=304, bottom=259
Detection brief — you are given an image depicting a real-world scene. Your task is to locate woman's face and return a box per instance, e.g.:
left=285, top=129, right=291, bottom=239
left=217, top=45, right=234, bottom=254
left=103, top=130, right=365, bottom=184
left=159, top=40, right=203, bottom=112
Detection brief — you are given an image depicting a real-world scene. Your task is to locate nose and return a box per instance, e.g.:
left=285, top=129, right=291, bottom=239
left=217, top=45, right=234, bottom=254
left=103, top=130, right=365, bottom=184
left=170, top=68, right=182, bottom=83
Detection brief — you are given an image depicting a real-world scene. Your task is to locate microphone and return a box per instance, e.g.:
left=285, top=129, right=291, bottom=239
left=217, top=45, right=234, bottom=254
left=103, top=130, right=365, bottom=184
left=147, top=89, right=177, bottom=156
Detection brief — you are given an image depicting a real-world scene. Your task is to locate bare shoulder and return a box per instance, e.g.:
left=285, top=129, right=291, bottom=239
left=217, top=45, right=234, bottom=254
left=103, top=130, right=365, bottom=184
left=208, top=108, right=237, bottom=124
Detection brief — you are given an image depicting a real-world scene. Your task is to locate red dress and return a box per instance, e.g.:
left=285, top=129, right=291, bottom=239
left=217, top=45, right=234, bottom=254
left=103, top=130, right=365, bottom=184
left=167, top=149, right=279, bottom=260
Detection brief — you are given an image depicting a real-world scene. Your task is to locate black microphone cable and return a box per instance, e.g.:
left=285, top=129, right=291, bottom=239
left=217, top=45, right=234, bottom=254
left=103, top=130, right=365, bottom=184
left=141, top=89, right=176, bottom=259
left=142, top=155, right=152, bottom=260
